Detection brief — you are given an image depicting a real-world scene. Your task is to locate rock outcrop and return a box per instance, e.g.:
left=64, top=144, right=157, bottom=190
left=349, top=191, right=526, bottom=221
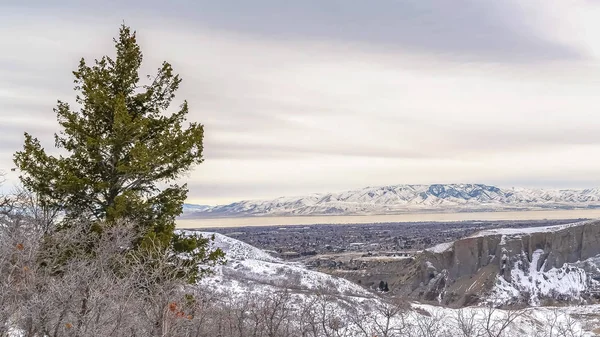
left=396, top=220, right=600, bottom=306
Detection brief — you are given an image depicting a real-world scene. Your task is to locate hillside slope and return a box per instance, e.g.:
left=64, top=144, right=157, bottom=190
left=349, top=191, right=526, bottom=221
left=180, top=230, right=599, bottom=336
left=194, top=232, right=374, bottom=297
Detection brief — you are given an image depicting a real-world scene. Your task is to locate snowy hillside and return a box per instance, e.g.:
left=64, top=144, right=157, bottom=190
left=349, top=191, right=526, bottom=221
left=201, top=232, right=278, bottom=263
left=192, top=231, right=374, bottom=298
left=182, top=183, right=600, bottom=217
left=183, top=230, right=599, bottom=336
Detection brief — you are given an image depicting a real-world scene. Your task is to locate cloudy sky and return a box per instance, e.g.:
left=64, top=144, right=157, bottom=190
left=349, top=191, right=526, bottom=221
left=1, top=1, right=600, bottom=205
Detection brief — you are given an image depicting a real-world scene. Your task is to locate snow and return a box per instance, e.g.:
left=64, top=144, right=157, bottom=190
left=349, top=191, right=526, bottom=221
left=406, top=303, right=594, bottom=337
left=184, top=183, right=600, bottom=217
left=426, top=261, right=436, bottom=270
left=417, top=220, right=600, bottom=308
left=199, top=232, right=279, bottom=262
left=490, top=250, right=598, bottom=306
left=188, top=230, right=374, bottom=298
left=469, top=220, right=591, bottom=238
left=188, top=230, right=598, bottom=336
left=181, top=203, right=211, bottom=214
left=426, top=241, right=454, bottom=253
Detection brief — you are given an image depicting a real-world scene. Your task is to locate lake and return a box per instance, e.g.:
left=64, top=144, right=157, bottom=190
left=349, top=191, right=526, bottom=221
left=176, top=209, right=600, bottom=229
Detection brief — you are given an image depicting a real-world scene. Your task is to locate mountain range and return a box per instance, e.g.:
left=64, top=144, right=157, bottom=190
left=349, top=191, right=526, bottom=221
left=182, top=183, right=600, bottom=218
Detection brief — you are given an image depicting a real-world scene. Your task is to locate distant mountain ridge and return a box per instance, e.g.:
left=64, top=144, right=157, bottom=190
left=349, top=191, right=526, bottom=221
left=183, top=183, right=600, bottom=218
left=182, top=203, right=211, bottom=214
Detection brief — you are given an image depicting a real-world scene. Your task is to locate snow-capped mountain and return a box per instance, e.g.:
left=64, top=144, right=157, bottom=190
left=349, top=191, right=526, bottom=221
left=182, top=203, right=211, bottom=214
left=183, top=183, right=600, bottom=217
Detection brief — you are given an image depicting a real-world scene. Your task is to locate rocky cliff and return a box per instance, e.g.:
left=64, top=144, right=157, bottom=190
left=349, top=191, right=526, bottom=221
left=396, top=220, right=600, bottom=306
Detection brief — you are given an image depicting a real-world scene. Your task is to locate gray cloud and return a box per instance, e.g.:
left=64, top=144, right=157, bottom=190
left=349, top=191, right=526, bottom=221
left=177, top=0, right=580, bottom=62
left=4, top=0, right=582, bottom=63
left=203, top=139, right=435, bottom=160
left=186, top=182, right=316, bottom=200
left=2, top=2, right=600, bottom=204
left=201, top=121, right=600, bottom=162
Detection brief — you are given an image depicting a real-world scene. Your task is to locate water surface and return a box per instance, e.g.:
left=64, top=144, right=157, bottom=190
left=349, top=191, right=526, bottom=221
left=176, top=209, right=600, bottom=229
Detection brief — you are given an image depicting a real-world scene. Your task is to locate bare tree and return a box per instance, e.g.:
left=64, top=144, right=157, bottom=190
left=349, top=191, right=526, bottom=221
left=480, top=304, right=525, bottom=337
left=348, top=298, right=411, bottom=337
left=555, top=314, right=585, bottom=337
left=259, top=290, right=294, bottom=337
left=297, top=293, right=352, bottom=337
left=0, top=193, right=198, bottom=337
left=0, top=185, right=592, bottom=337
left=411, top=307, right=448, bottom=337
left=0, top=186, right=50, bottom=336
left=453, top=308, right=485, bottom=337
left=532, top=309, right=586, bottom=337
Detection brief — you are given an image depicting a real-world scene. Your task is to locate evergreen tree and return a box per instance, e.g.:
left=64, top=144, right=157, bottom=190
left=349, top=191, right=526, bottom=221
left=13, top=25, right=224, bottom=281
left=384, top=281, right=389, bottom=292
left=379, top=280, right=385, bottom=291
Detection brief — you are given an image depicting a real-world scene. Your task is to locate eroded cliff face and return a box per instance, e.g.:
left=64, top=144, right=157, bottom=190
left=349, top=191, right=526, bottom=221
left=397, top=220, right=600, bottom=307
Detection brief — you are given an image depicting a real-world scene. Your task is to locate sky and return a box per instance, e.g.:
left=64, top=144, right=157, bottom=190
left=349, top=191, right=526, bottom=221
left=2, top=1, right=600, bottom=205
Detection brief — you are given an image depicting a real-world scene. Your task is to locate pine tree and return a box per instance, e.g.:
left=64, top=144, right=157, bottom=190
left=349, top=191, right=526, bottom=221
left=384, top=281, right=389, bottom=292
left=13, top=25, right=224, bottom=282
left=379, top=280, right=385, bottom=291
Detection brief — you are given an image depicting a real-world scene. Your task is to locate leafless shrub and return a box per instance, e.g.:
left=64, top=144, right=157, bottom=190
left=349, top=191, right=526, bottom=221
left=0, top=187, right=591, bottom=337
left=410, top=307, right=449, bottom=337
left=348, top=298, right=411, bottom=337
left=532, top=309, right=586, bottom=337
left=0, top=189, right=211, bottom=336
left=480, top=304, right=526, bottom=337
left=453, top=308, right=485, bottom=337
left=297, top=293, right=353, bottom=337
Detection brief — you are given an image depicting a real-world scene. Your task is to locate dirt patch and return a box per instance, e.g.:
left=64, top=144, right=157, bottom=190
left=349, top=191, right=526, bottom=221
left=440, top=264, right=499, bottom=307
left=412, top=307, right=431, bottom=317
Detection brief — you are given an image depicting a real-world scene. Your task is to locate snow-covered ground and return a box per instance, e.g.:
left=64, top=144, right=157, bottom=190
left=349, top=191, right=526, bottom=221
left=492, top=249, right=596, bottom=305
left=187, top=230, right=600, bottom=336
left=469, top=220, right=590, bottom=238
left=426, top=241, right=454, bottom=253
left=491, top=249, right=600, bottom=306
left=194, top=232, right=374, bottom=298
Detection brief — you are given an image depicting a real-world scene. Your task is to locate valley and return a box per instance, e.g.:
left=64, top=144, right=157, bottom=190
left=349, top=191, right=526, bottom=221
left=188, top=219, right=582, bottom=256
left=5, top=2, right=600, bottom=335
left=183, top=219, right=600, bottom=336
left=184, top=218, right=600, bottom=302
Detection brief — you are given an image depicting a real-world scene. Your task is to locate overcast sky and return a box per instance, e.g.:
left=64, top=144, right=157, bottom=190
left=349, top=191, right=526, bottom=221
left=2, top=1, right=600, bottom=205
